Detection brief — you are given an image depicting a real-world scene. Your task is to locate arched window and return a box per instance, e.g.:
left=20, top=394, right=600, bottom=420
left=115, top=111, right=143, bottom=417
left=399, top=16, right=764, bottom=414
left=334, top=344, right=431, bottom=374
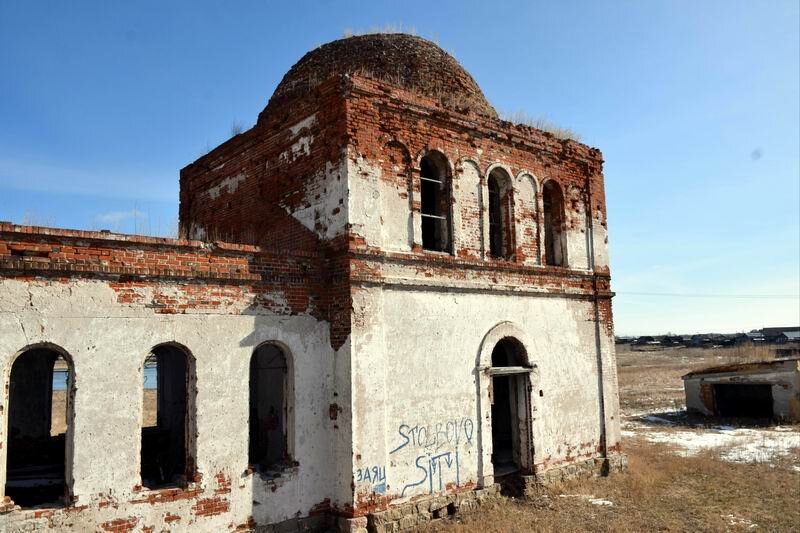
left=5, top=345, right=73, bottom=507
left=249, top=344, right=289, bottom=473
left=543, top=180, right=566, bottom=266
left=141, top=344, right=194, bottom=489
left=419, top=152, right=452, bottom=253
left=488, top=168, right=514, bottom=259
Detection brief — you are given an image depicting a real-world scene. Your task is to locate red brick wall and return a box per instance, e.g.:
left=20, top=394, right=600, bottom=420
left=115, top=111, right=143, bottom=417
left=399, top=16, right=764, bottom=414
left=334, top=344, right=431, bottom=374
left=0, top=224, right=323, bottom=319
left=344, top=75, right=606, bottom=266
left=179, top=78, right=349, bottom=252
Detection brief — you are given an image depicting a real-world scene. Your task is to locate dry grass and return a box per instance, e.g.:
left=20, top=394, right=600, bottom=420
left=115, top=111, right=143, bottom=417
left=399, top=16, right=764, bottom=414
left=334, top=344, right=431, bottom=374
left=616, top=344, right=777, bottom=413
left=51, top=390, right=156, bottom=435
left=425, top=440, right=800, bottom=532
left=343, top=24, right=420, bottom=39
left=499, top=111, right=583, bottom=142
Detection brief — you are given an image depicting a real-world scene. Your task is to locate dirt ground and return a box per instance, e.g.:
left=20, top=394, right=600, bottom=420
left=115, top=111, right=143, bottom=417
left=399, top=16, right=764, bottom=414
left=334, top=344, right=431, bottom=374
left=428, top=345, right=800, bottom=532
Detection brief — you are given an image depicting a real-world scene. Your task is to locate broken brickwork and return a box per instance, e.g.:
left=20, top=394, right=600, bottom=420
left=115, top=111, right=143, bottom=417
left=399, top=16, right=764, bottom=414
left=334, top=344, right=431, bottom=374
left=0, top=34, right=622, bottom=532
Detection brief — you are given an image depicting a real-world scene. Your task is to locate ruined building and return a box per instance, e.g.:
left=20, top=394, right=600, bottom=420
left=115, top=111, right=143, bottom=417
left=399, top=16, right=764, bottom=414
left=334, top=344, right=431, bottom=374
left=0, top=34, right=623, bottom=532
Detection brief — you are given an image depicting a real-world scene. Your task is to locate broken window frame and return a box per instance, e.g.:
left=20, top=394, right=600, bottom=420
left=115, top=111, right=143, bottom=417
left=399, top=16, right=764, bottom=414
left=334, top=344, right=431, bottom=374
left=419, top=152, right=453, bottom=253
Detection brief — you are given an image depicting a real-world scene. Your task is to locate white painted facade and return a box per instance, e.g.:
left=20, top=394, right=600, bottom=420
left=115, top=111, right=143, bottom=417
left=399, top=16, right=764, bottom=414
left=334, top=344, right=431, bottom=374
left=0, top=279, right=342, bottom=531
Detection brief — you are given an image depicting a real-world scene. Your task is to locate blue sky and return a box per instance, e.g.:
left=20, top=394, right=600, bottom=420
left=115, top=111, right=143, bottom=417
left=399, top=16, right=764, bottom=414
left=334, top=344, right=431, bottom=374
left=1, top=1, right=798, bottom=335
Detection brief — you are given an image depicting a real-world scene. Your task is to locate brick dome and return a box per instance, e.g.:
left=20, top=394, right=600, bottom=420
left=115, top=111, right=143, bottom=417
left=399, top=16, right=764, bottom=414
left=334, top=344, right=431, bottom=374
left=262, top=33, right=497, bottom=119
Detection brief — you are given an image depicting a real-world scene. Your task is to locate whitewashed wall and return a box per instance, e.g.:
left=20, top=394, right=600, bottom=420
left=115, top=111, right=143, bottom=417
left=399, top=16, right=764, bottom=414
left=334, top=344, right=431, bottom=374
left=0, top=279, right=340, bottom=531
left=349, top=285, right=620, bottom=507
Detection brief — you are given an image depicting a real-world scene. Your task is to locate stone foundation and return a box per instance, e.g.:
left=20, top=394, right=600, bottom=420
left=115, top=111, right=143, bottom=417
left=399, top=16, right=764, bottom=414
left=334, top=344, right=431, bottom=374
left=366, top=485, right=501, bottom=533
left=344, top=456, right=628, bottom=533
left=254, top=513, right=333, bottom=533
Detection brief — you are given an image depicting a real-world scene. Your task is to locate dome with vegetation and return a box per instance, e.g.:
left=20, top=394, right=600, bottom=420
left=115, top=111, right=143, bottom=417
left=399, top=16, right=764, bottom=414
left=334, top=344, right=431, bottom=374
left=263, top=33, right=497, bottom=119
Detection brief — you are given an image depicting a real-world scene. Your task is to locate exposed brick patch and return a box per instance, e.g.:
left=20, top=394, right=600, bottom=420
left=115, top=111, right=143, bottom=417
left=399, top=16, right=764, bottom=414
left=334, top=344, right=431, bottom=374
left=214, top=472, right=231, bottom=495
left=130, top=487, right=201, bottom=505
left=100, top=516, right=138, bottom=532
left=192, top=496, right=230, bottom=517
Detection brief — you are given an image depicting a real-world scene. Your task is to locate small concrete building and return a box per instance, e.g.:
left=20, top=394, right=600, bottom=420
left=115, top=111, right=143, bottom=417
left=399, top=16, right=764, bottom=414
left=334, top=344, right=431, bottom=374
left=683, top=358, right=800, bottom=421
left=0, top=34, right=623, bottom=532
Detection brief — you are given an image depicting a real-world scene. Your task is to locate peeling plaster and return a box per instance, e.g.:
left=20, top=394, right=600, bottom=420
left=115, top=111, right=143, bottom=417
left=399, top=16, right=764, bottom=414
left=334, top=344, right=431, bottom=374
left=205, top=173, right=246, bottom=200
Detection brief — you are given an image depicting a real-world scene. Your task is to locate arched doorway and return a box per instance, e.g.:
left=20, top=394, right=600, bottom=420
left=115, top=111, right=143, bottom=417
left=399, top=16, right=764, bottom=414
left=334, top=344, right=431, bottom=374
left=5, top=345, right=74, bottom=507
left=488, top=337, right=532, bottom=478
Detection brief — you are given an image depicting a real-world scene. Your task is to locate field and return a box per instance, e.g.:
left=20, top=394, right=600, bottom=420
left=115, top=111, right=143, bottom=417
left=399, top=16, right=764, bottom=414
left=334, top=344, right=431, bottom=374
left=428, top=345, right=800, bottom=532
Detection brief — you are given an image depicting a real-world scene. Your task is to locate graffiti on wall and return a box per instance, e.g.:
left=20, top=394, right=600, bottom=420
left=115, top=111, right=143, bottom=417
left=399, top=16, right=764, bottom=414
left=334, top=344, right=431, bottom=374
left=355, top=465, right=387, bottom=493
left=389, top=417, right=474, bottom=454
left=389, top=416, right=475, bottom=497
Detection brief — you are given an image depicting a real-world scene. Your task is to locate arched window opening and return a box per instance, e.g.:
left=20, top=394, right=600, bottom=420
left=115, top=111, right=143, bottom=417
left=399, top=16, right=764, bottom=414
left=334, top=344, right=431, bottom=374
left=420, top=152, right=452, bottom=253
left=488, top=169, right=513, bottom=259
left=543, top=181, right=566, bottom=266
left=5, top=347, right=72, bottom=508
left=141, top=345, right=192, bottom=489
left=249, top=344, right=289, bottom=474
left=490, top=337, right=530, bottom=478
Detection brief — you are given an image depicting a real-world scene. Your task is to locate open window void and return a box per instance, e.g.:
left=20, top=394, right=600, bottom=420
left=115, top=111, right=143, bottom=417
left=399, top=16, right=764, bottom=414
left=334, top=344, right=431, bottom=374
left=420, top=152, right=452, bottom=253
left=714, top=384, right=773, bottom=419
left=5, top=346, right=73, bottom=508
left=249, top=344, right=289, bottom=475
left=140, top=344, right=193, bottom=489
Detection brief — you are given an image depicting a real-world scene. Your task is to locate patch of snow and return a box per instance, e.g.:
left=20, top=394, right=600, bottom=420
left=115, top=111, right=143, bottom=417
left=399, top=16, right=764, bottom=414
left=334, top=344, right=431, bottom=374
left=622, top=408, right=682, bottom=418
left=634, top=425, right=800, bottom=464
left=559, top=494, right=614, bottom=506
left=641, top=415, right=677, bottom=426
left=723, top=514, right=758, bottom=529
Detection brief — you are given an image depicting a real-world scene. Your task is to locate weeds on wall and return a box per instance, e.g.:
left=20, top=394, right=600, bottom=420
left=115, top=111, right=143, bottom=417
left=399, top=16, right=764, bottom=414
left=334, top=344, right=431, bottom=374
left=500, top=110, right=583, bottom=142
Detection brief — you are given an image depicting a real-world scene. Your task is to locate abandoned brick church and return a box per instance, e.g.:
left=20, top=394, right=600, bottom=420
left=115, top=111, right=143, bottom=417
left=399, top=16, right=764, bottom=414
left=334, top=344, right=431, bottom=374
left=0, top=34, right=623, bottom=531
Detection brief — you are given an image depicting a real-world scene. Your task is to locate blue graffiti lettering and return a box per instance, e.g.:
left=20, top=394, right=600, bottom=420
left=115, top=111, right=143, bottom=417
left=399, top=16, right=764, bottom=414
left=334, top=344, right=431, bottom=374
left=389, top=424, right=411, bottom=454
left=400, top=456, right=429, bottom=497
left=390, top=417, right=475, bottom=454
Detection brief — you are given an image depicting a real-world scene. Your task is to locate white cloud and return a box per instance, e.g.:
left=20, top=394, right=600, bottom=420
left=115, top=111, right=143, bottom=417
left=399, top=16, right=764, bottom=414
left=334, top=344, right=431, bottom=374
left=94, top=208, right=147, bottom=225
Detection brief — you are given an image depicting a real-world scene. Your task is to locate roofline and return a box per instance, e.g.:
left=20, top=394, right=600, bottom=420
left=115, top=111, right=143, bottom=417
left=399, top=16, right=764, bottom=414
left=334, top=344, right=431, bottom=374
left=681, top=357, right=800, bottom=379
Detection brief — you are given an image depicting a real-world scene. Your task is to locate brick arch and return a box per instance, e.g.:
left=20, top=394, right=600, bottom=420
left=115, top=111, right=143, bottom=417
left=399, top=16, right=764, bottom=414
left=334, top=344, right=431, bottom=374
left=514, top=172, right=541, bottom=264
